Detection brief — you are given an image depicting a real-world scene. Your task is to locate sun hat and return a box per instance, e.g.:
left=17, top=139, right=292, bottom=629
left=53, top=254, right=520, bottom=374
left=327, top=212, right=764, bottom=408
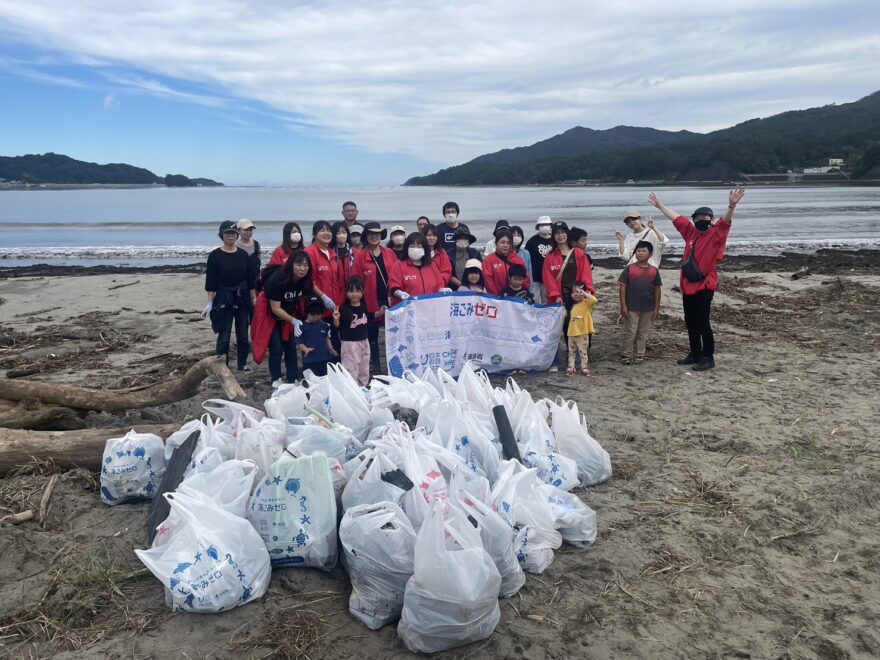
left=453, top=227, right=477, bottom=244
left=535, top=215, right=553, bottom=229
left=362, top=221, right=387, bottom=239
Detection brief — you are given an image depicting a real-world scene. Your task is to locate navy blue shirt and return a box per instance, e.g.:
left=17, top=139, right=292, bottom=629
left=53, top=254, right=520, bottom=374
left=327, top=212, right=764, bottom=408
left=296, top=320, right=332, bottom=363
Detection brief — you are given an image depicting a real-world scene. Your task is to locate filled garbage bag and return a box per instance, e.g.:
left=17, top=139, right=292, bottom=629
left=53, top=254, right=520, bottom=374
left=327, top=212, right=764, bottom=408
left=136, top=491, right=271, bottom=613
left=176, top=459, right=258, bottom=518
left=540, top=484, right=598, bottom=548
left=548, top=398, right=612, bottom=486
left=100, top=430, right=166, bottom=505
left=397, top=502, right=501, bottom=653
left=341, top=448, right=409, bottom=512
left=246, top=453, right=338, bottom=570
left=340, top=502, right=417, bottom=629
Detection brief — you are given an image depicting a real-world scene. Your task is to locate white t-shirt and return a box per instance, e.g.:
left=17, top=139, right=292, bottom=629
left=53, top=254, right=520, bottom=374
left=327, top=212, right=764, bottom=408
left=620, top=229, right=668, bottom=268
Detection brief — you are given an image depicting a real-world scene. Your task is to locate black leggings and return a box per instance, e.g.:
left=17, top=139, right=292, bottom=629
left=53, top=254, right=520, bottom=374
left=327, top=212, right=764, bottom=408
left=682, top=290, right=715, bottom=359
left=368, top=323, right=382, bottom=371
left=215, top=304, right=250, bottom=369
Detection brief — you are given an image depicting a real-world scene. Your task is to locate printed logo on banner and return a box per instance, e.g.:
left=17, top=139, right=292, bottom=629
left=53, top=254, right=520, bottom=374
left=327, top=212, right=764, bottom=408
left=490, top=354, right=503, bottom=366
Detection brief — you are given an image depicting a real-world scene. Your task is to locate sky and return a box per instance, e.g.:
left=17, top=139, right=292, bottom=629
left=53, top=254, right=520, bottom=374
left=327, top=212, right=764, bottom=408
left=0, top=1, right=878, bottom=186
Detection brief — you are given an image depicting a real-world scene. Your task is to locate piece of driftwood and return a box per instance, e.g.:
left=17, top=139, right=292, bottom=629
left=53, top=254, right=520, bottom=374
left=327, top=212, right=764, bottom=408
left=0, top=510, right=33, bottom=525
left=0, top=399, right=81, bottom=430
left=0, top=356, right=245, bottom=413
left=0, top=423, right=179, bottom=472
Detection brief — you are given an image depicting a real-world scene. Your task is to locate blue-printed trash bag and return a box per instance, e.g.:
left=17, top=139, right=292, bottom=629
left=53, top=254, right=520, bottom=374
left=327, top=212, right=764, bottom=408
left=100, top=430, right=166, bottom=505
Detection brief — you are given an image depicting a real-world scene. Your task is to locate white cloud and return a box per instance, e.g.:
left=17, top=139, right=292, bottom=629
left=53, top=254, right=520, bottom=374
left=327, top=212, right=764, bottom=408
left=103, top=92, right=117, bottom=108
left=0, top=0, right=877, bottom=165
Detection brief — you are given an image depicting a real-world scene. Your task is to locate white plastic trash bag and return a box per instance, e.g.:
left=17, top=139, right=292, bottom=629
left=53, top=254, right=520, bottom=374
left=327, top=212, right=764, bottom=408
left=326, top=364, right=373, bottom=441
left=549, top=399, right=612, bottom=486
left=100, top=430, right=166, bottom=505
left=136, top=491, right=271, bottom=613
left=177, top=459, right=258, bottom=518
left=341, top=448, right=409, bottom=512
left=265, top=383, right=309, bottom=421
left=540, top=484, right=598, bottom=548
left=246, top=453, right=338, bottom=570
left=340, top=502, right=417, bottom=630
left=522, top=450, right=580, bottom=492
left=399, top=437, right=449, bottom=531
left=397, top=502, right=501, bottom=653
left=451, top=489, right=525, bottom=598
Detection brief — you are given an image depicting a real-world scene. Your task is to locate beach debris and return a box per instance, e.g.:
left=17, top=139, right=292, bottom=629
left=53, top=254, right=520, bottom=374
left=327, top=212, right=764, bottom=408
left=0, top=509, right=34, bottom=524
left=0, top=398, right=80, bottom=430
left=147, top=430, right=200, bottom=543
left=100, top=430, right=166, bottom=505
left=38, top=472, right=59, bottom=526
left=790, top=266, right=811, bottom=280
left=0, top=423, right=178, bottom=471
left=0, top=355, right=245, bottom=413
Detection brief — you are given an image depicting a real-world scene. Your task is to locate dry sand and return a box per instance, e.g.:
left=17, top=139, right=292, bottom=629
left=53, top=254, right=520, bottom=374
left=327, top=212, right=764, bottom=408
left=0, top=252, right=879, bottom=659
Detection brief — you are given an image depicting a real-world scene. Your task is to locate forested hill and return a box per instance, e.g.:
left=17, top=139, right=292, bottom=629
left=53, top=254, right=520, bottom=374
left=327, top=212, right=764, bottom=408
left=405, top=91, right=880, bottom=185
left=0, top=153, right=223, bottom=186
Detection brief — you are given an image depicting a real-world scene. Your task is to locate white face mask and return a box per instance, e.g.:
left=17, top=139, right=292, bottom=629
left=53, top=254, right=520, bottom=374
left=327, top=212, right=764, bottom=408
left=513, top=236, right=523, bottom=247
left=455, top=239, right=469, bottom=250
left=392, top=235, right=405, bottom=246
left=351, top=235, right=361, bottom=246
left=408, top=247, right=425, bottom=261
left=445, top=213, right=458, bottom=222
left=290, top=232, right=302, bottom=243
left=538, top=227, right=551, bottom=238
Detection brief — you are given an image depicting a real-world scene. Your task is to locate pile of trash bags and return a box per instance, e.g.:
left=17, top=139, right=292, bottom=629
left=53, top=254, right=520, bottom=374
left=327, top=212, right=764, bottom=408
left=104, top=362, right=612, bottom=652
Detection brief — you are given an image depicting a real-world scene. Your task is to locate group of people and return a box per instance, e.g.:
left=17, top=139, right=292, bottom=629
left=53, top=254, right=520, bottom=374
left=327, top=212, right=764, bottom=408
left=203, top=189, right=744, bottom=385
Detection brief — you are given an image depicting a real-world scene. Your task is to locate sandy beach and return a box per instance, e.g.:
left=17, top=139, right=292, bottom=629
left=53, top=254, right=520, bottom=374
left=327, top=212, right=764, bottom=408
left=1, top=251, right=879, bottom=658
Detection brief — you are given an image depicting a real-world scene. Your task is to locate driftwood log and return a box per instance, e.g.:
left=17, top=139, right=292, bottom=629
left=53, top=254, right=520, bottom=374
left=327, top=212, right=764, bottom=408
left=0, top=424, right=179, bottom=472
left=0, top=399, right=81, bottom=430
left=0, top=356, right=245, bottom=413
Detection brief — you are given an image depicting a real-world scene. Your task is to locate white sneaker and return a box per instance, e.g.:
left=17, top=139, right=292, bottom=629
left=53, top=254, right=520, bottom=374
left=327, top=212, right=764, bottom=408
left=548, top=366, right=559, bottom=373
left=271, top=379, right=283, bottom=388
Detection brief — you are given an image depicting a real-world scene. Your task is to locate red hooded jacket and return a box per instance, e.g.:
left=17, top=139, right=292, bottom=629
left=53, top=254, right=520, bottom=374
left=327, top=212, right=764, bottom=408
left=305, top=243, right=344, bottom=316
left=482, top=251, right=530, bottom=295
left=542, top=248, right=594, bottom=300
left=388, top=259, right=446, bottom=298
left=431, top=248, right=453, bottom=285
left=353, top=246, right=396, bottom=312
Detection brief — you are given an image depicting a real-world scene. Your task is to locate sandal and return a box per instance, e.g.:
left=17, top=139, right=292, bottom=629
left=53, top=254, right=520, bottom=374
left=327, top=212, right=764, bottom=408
left=581, top=368, right=591, bottom=377
left=565, top=367, right=575, bottom=377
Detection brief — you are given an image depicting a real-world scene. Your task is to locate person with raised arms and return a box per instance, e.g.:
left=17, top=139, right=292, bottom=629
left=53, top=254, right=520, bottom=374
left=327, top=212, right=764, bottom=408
left=614, top=209, right=669, bottom=268
left=353, top=222, right=395, bottom=373
left=648, top=187, right=746, bottom=371
left=388, top=232, right=448, bottom=300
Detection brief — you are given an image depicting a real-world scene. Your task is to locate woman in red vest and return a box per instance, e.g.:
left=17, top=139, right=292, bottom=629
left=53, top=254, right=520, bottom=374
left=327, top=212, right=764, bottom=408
left=482, top=229, right=531, bottom=295
left=388, top=233, right=448, bottom=300
left=353, top=222, right=394, bottom=372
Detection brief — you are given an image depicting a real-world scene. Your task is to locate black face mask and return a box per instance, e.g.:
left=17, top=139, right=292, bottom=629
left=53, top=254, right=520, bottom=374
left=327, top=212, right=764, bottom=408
left=694, top=220, right=712, bottom=231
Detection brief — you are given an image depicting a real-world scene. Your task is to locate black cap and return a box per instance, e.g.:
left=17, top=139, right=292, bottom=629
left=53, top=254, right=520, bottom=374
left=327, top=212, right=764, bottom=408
left=305, top=296, right=324, bottom=314
left=551, top=220, right=569, bottom=234
left=218, top=220, right=239, bottom=238
left=453, top=227, right=477, bottom=244
left=691, top=206, right=714, bottom=219
left=362, top=221, right=387, bottom=239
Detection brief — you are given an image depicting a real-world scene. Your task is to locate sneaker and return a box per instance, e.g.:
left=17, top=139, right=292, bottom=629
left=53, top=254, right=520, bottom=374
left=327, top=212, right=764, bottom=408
left=271, top=378, right=283, bottom=388
left=676, top=354, right=700, bottom=366
left=635, top=356, right=645, bottom=364
left=548, top=365, right=559, bottom=373
left=238, top=365, right=252, bottom=372
left=692, top=357, right=716, bottom=371
left=621, top=356, right=633, bottom=365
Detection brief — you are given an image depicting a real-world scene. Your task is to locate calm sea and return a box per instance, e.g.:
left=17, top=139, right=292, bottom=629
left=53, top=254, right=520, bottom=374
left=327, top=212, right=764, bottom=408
left=1, top=185, right=878, bottom=266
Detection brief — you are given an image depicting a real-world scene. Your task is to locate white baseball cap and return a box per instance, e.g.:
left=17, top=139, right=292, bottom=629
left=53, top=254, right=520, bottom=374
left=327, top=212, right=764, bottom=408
left=237, top=218, right=255, bottom=230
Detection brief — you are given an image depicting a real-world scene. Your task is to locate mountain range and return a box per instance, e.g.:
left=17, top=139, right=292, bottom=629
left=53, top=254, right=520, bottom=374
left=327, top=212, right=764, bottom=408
left=0, top=153, right=222, bottom=187
left=405, top=91, right=880, bottom=185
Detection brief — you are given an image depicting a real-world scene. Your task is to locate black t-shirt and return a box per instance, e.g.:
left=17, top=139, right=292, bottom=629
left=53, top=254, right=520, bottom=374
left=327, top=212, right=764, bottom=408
left=265, top=272, right=314, bottom=319
left=338, top=302, right=374, bottom=341
left=370, top=251, right=389, bottom=305
left=437, top=221, right=470, bottom=250
left=205, top=248, right=256, bottom=291
left=500, top=286, right=535, bottom=304
left=524, top=236, right=555, bottom=284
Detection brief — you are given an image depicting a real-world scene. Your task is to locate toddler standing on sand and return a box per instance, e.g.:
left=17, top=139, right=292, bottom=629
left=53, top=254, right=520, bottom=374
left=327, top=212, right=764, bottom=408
left=566, top=282, right=597, bottom=377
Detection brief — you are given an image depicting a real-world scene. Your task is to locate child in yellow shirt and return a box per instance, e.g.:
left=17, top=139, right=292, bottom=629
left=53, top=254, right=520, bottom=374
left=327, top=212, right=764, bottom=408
left=567, top=281, right=598, bottom=377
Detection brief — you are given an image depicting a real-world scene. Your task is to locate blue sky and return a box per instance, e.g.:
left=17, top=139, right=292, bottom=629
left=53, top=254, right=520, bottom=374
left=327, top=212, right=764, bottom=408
left=1, top=1, right=878, bottom=186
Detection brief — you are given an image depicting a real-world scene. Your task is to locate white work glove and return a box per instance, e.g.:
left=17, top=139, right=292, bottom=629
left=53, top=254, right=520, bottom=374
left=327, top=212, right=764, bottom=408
left=291, top=318, right=303, bottom=338
left=439, top=287, right=452, bottom=293
left=200, top=302, right=212, bottom=319
left=395, top=290, right=410, bottom=300
left=321, top=294, right=336, bottom=311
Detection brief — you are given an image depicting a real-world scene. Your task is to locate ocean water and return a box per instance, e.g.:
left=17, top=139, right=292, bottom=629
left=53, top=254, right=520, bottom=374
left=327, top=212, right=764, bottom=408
left=1, top=185, right=878, bottom=266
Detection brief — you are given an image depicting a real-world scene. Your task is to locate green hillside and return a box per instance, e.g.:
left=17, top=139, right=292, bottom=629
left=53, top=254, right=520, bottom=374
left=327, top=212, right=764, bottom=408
left=406, top=91, right=880, bottom=185
left=0, top=153, right=222, bottom=186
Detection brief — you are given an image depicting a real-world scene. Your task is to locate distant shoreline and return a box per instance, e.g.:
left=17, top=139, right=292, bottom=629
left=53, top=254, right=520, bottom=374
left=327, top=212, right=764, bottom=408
left=404, top=179, right=880, bottom=188
left=0, top=183, right=222, bottom=191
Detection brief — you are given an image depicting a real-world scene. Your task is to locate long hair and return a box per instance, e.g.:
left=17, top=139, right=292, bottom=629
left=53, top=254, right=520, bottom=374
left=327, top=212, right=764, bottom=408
left=277, top=250, right=313, bottom=289
left=281, top=221, right=304, bottom=254
left=331, top=221, right=350, bottom=249
left=402, top=232, right=432, bottom=265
